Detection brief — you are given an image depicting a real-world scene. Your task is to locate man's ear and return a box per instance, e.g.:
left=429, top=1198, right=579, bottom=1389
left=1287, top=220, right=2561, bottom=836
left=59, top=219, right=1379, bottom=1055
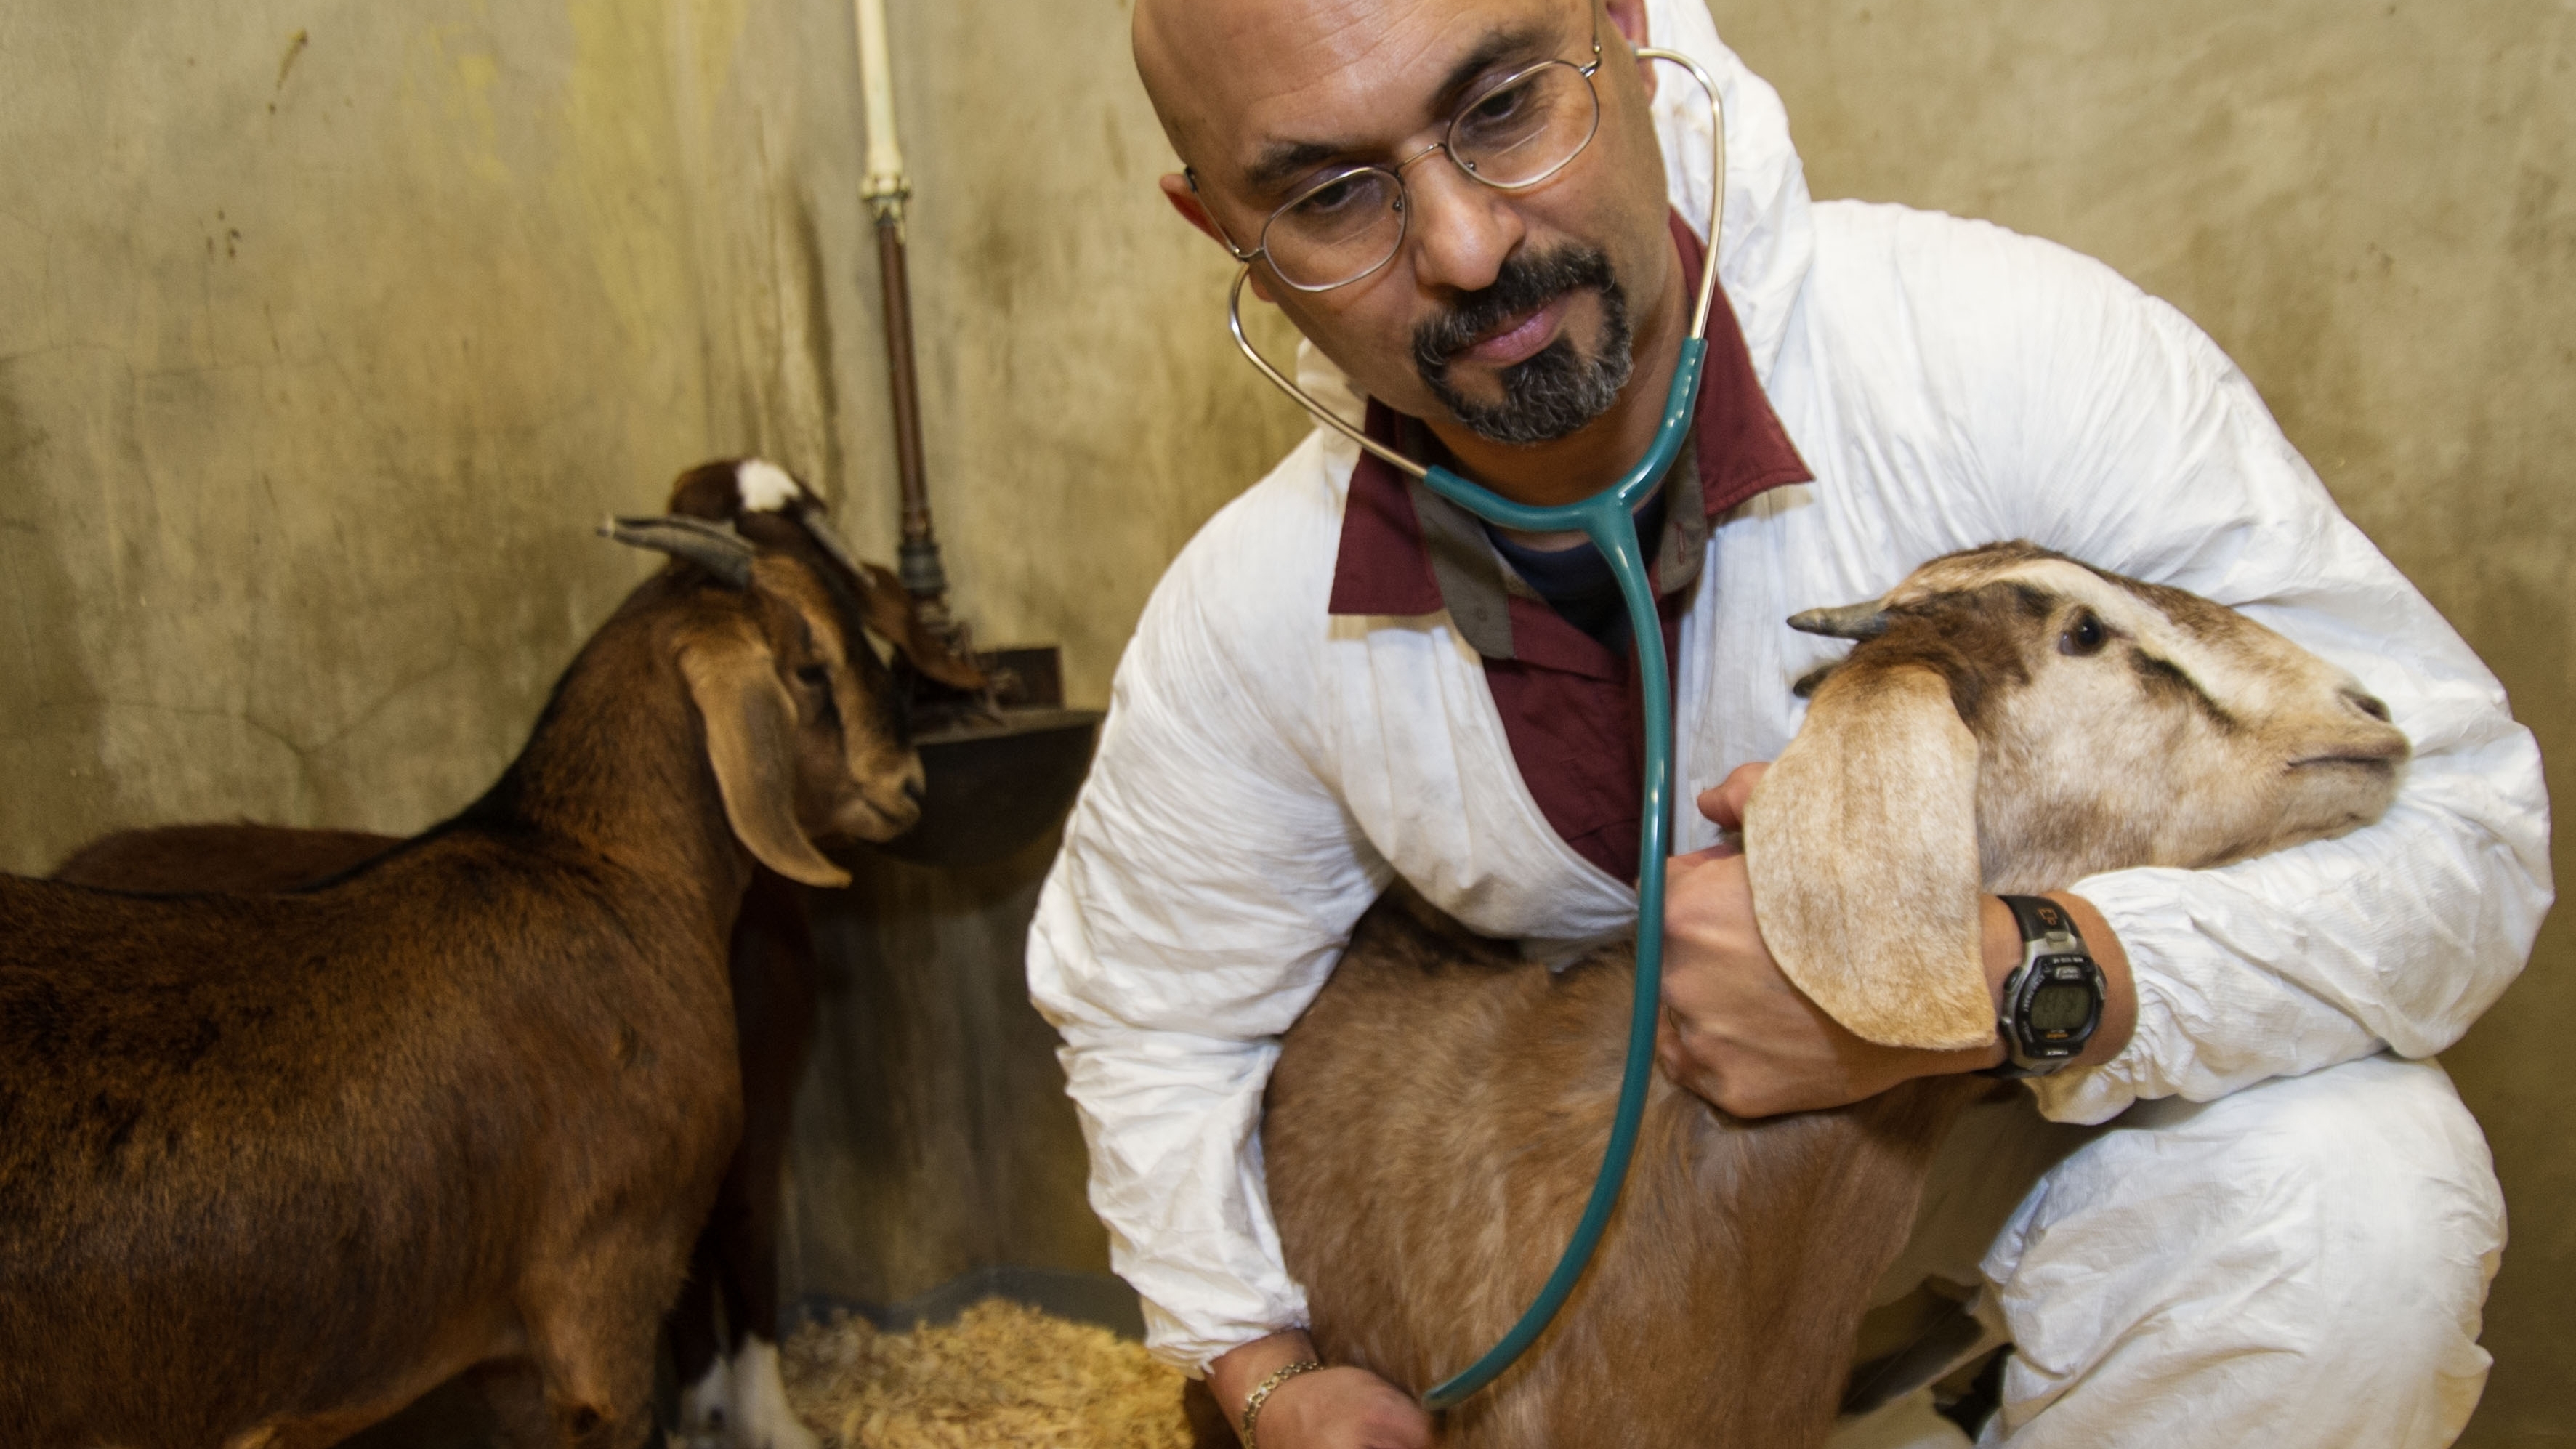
left=1160, top=171, right=1225, bottom=243
left=1160, top=173, right=1277, bottom=304
left=1603, top=0, right=1657, bottom=100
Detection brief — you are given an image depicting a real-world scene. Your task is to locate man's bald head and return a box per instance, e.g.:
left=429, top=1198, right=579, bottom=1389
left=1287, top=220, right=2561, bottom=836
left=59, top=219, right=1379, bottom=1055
left=1134, top=0, right=1379, bottom=161
left=1135, top=0, right=1685, bottom=471
left=1131, top=0, right=1277, bottom=163
left=1136, top=0, right=1591, bottom=185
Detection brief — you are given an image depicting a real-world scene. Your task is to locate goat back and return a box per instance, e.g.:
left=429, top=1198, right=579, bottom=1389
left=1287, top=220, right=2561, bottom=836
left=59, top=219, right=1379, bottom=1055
left=1264, top=889, right=1979, bottom=1448
left=50, top=823, right=397, bottom=893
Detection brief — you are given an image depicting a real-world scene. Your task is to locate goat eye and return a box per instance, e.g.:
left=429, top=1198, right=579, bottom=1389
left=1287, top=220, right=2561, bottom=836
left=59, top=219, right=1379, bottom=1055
left=794, top=663, right=830, bottom=688
left=2060, top=612, right=2107, bottom=656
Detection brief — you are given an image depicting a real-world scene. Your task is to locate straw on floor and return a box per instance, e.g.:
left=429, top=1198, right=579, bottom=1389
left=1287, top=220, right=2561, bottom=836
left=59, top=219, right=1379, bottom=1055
left=782, top=1298, right=1195, bottom=1449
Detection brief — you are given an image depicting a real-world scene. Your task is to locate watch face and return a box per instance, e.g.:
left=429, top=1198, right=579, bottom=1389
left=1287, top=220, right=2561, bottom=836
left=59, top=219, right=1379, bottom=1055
left=2027, top=981, right=2098, bottom=1035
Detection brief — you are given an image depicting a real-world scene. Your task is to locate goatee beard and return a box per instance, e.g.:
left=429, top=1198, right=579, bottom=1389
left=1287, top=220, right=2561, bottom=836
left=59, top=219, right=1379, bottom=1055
left=1412, top=245, right=1634, bottom=446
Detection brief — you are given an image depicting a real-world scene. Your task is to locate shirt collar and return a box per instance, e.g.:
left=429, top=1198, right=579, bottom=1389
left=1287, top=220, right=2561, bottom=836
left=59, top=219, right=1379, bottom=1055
left=1325, top=209, right=1813, bottom=658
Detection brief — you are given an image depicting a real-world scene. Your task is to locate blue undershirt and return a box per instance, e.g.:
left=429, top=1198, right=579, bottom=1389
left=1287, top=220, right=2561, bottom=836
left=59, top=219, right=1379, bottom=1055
left=1482, top=485, right=1669, bottom=646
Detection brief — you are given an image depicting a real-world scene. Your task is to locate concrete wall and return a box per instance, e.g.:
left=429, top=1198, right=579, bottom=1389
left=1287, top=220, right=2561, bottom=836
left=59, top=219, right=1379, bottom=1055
left=1, top=0, right=836, bottom=868
left=0, top=0, right=1304, bottom=878
left=3, top=0, right=2569, bottom=1438
left=1707, top=3, right=2575, bottom=1440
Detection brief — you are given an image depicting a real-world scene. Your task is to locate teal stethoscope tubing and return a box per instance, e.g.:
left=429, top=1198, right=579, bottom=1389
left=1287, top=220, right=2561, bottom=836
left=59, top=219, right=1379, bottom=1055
left=1222, top=47, right=1728, bottom=1410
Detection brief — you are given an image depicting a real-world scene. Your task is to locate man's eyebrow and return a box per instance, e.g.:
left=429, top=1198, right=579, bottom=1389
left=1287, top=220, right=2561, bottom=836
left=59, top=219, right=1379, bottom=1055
left=1237, top=20, right=1562, bottom=198
left=1428, top=21, right=1559, bottom=116
left=1243, top=140, right=1354, bottom=197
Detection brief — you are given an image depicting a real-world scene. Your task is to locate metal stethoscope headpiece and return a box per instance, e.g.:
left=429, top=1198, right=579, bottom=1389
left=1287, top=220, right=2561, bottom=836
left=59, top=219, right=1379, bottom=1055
left=1220, top=46, right=1729, bottom=1410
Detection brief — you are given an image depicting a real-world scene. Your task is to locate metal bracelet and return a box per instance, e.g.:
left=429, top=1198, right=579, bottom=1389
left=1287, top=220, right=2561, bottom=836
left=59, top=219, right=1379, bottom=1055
left=1240, top=1358, right=1325, bottom=1448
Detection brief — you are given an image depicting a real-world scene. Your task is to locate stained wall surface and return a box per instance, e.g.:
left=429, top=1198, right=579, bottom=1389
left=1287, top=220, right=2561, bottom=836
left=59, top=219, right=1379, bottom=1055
left=4, top=0, right=2569, bottom=1438
left=0, top=0, right=863, bottom=869
left=1705, top=2, right=2575, bottom=1440
left=0, top=0, right=1304, bottom=879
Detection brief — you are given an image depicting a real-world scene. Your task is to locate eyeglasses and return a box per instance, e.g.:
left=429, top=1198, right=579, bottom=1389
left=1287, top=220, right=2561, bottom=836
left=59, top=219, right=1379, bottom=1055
left=1192, top=32, right=1606, bottom=294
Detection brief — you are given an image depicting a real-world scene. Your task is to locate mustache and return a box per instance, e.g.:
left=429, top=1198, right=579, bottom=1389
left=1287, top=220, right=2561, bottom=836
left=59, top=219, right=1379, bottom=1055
left=1411, top=246, right=1623, bottom=375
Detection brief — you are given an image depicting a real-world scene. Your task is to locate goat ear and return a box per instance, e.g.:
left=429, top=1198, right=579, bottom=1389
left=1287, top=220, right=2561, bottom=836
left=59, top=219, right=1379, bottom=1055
left=1743, top=663, right=1994, bottom=1051
left=679, top=634, right=852, bottom=889
left=849, top=559, right=989, bottom=691
left=851, top=561, right=926, bottom=653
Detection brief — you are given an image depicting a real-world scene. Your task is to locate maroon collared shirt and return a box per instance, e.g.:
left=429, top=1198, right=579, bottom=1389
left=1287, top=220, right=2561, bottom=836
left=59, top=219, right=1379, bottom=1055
left=1324, top=214, right=1813, bottom=883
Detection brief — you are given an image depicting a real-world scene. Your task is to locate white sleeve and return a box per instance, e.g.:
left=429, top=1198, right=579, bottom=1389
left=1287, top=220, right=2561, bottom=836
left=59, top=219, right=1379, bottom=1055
left=1885, top=212, right=2553, bottom=1123
left=1026, top=495, right=1389, bottom=1371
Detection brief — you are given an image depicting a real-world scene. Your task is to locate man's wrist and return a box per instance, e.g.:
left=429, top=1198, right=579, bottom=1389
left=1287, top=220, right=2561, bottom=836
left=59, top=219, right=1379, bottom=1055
left=1206, top=1329, right=1320, bottom=1435
left=1974, top=892, right=2138, bottom=1073
left=1974, top=895, right=2020, bottom=1070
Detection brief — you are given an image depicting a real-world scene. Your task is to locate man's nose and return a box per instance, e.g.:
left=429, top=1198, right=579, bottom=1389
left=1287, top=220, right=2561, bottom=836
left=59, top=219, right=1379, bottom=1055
left=1403, top=158, right=1525, bottom=295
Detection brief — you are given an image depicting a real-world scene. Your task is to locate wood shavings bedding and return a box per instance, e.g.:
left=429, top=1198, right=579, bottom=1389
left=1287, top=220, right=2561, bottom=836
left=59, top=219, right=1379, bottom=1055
left=782, top=1298, right=1195, bottom=1449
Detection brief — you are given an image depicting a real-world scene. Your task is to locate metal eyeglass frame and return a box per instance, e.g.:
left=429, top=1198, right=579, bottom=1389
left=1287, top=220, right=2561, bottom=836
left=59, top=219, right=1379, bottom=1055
left=1187, top=32, right=1606, bottom=294
left=1219, top=44, right=1728, bottom=1413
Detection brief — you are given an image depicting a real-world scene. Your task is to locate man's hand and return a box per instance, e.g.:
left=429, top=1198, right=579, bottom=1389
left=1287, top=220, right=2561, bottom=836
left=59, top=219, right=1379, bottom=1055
left=1660, top=764, right=2139, bottom=1117
left=1658, top=763, right=2008, bottom=1116
left=1206, top=1331, right=1430, bottom=1449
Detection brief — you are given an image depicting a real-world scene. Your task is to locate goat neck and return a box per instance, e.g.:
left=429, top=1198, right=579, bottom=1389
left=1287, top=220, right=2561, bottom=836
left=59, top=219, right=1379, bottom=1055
left=454, top=570, right=765, bottom=918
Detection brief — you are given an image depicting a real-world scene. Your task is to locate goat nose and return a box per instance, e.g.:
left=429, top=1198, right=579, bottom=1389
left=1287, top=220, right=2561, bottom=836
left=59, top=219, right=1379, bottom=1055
left=903, top=776, right=926, bottom=806
left=2344, top=688, right=2392, bottom=722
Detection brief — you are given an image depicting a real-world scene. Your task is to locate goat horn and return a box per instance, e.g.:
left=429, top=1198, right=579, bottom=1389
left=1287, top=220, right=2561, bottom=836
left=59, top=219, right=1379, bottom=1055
left=786, top=503, right=872, bottom=592
left=1787, top=602, right=1891, bottom=640
left=600, top=514, right=758, bottom=589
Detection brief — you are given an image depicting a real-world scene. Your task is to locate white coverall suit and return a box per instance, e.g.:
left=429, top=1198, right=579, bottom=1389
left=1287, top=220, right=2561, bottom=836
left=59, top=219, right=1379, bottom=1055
left=1026, top=2, right=2551, bottom=1442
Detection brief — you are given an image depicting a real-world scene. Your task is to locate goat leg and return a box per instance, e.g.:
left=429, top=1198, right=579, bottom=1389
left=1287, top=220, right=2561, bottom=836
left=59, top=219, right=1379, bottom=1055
left=700, top=868, right=825, bottom=1449
left=671, top=1241, right=732, bottom=1447
left=467, top=1361, right=559, bottom=1449
left=520, top=1257, right=685, bottom=1449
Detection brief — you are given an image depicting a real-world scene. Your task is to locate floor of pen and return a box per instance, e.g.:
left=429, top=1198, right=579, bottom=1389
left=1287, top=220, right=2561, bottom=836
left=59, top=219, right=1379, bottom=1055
left=783, top=1299, right=1194, bottom=1448
left=770, top=1297, right=1998, bottom=1449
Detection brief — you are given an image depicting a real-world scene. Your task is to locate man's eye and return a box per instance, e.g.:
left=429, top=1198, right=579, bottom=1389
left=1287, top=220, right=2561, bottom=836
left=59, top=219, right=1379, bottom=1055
left=1467, top=82, right=1531, bottom=127
left=1281, top=171, right=1399, bottom=247
left=1293, top=176, right=1368, bottom=218
left=1454, top=76, right=1546, bottom=148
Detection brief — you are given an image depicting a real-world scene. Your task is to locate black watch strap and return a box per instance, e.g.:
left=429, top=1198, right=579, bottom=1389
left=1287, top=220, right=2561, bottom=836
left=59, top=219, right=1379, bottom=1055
left=1977, top=895, right=2104, bottom=1081
left=1979, top=1061, right=2054, bottom=1082
left=1999, top=894, right=2082, bottom=950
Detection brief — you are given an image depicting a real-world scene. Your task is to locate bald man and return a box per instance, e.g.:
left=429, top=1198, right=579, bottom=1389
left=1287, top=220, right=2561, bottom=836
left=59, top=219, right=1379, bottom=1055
left=1029, top=1, right=2545, bottom=1446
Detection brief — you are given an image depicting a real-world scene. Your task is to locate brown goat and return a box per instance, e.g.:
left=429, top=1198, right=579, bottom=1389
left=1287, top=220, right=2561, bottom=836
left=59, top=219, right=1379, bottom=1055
left=1224, top=543, right=2410, bottom=1448
left=47, top=828, right=823, bottom=1449
left=0, top=509, right=921, bottom=1449
left=41, top=461, right=891, bottom=1449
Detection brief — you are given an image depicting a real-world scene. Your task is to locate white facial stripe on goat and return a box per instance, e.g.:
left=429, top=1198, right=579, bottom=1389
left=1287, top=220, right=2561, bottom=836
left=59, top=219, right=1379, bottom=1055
left=1947, top=557, right=2333, bottom=727
left=735, top=459, right=805, bottom=514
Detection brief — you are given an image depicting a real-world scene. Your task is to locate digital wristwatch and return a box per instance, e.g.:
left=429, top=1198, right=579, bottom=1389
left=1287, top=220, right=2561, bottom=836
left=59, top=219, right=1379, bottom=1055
left=1979, top=894, right=2107, bottom=1080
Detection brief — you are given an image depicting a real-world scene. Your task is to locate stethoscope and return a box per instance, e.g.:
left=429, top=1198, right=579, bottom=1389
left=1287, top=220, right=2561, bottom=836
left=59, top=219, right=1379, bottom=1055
left=1223, top=47, right=1729, bottom=1410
